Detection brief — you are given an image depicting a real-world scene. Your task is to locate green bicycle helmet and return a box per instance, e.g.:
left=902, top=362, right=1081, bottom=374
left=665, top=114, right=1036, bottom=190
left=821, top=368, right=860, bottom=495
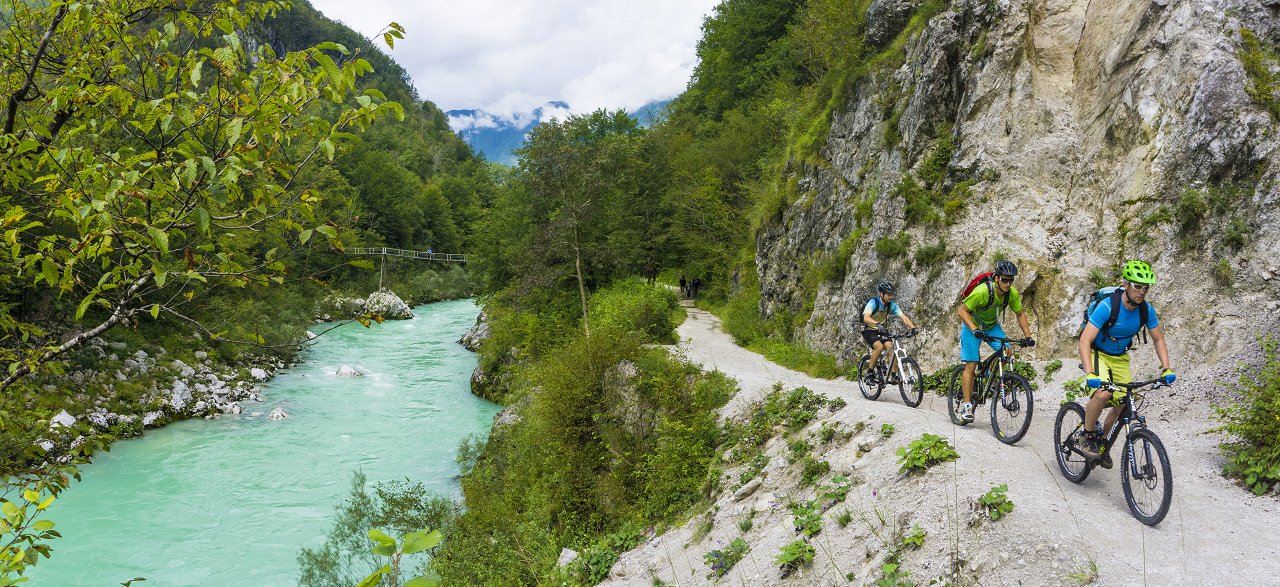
left=1121, top=260, right=1156, bottom=285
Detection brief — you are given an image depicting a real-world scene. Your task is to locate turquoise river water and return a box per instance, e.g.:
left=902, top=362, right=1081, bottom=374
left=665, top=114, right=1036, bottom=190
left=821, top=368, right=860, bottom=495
left=28, top=299, right=498, bottom=586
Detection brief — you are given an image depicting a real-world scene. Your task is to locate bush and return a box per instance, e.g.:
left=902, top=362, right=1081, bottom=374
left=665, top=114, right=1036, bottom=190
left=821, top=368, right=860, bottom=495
left=722, top=285, right=768, bottom=346
left=1241, top=28, right=1280, bottom=120
left=704, top=538, right=750, bottom=578
left=589, top=278, right=680, bottom=344
left=775, top=539, right=815, bottom=576
left=1175, top=188, right=1209, bottom=234
left=799, top=456, right=831, bottom=487
left=874, top=232, right=911, bottom=259
left=1213, top=259, right=1234, bottom=287
left=1043, top=359, right=1063, bottom=382
left=1214, top=337, right=1280, bottom=495
left=914, top=239, right=947, bottom=269
left=896, top=433, right=959, bottom=474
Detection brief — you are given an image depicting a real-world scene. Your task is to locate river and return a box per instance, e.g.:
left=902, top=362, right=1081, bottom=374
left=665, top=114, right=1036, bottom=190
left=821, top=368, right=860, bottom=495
left=27, top=299, right=498, bottom=586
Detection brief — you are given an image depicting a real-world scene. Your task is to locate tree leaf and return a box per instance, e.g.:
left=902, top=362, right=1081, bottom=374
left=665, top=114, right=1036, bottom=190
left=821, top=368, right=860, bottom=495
left=32, top=520, right=54, bottom=532
left=150, top=304, right=161, bottom=319
left=298, top=229, right=312, bottom=245
left=400, top=529, right=442, bottom=554
left=318, top=139, right=335, bottom=162
left=366, top=528, right=394, bottom=545
left=148, top=227, right=169, bottom=254
left=195, top=207, right=210, bottom=236
left=354, top=566, right=389, bottom=587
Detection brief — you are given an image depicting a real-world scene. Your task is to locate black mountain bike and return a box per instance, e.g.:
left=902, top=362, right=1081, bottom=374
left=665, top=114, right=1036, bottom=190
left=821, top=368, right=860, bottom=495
left=855, top=331, right=924, bottom=407
left=1053, top=378, right=1173, bottom=526
left=944, top=335, right=1034, bottom=444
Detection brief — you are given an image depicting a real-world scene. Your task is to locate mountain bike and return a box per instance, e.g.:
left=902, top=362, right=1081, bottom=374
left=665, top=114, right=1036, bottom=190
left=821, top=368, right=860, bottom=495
left=855, top=330, right=924, bottom=407
left=1053, top=377, right=1173, bottom=526
left=944, top=335, right=1034, bottom=444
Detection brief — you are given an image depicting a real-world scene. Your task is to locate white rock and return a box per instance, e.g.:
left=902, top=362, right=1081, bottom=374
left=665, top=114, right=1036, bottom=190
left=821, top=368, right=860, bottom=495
left=133, top=349, right=148, bottom=361
left=142, top=411, right=163, bottom=426
left=114, top=370, right=128, bottom=381
left=50, top=410, right=76, bottom=429
left=171, top=359, right=195, bottom=378
left=250, top=368, right=269, bottom=381
left=224, top=402, right=243, bottom=415
left=335, top=365, right=363, bottom=377
left=365, top=289, right=414, bottom=320
left=194, top=350, right=208, bottom=360
left=733, top=476, right=765, bottom=502
left=556, top=548, right=580, bottom=568
left=268, top=407, right=289, bottom=420
left=38, top=441, right=55, bottom=452
left=305, top=330, right=317, bottom=340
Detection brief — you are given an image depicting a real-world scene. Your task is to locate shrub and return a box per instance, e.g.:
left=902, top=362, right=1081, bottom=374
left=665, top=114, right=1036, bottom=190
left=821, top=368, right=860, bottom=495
left=788, top=438, right=813, bottom=464
left=1214, top=336, right=1280, bottom=495
left=914, top=239, right=947, bottom=269
left=896, top=433, right=959, bottom=474
left=818, top=475, right=854, bottom=507
left=880, top=423, right=896, bottom=438
left=1213, top=259, right=1234, bottom=287
left=775, top=539, right=815, bottom=576
left=1224, top=217, right=1250, bottom=251
left=722, top=285, right=768, bottom=345
left=799, top=456, right=831, bottom=487
left=589, top=278, right=680, bottom=343
left=704, top=538, right=751, bottom=578
left=1175, top=188, right=1208, bottom=234
left=788, top=499, right=823, bottom=538
left=874, top=232, right=911, bottom=259
left=978, top=484, right=1015, bottom=521
left=835, top=509, right=853, bottom=528
left=1240, top=28, right=1280, bottom=120
left=819, top=232, right=860, bottom=283
left=900, top=523, right=926, bottom=549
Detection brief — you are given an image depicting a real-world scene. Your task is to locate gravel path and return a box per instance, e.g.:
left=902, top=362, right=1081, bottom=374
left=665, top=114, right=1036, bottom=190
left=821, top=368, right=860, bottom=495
left=602, top=305, right=1280, bottom=586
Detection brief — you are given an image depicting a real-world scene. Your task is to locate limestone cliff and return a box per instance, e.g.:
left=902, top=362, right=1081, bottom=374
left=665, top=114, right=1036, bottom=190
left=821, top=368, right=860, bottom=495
left=759, top=0, right=1280, bottom=370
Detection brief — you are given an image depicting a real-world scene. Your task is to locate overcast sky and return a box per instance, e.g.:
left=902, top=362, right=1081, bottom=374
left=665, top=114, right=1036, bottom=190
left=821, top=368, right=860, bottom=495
left=306, top=0, right=719, bottom=127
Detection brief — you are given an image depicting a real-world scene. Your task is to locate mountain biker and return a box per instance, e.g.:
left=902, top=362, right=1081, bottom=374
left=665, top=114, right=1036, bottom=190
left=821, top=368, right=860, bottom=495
left=956, top=260, right=1035, bottom=423
left=1072, top=260, right=1176, bottom=467
left=862, top=281, right=918, bottom=383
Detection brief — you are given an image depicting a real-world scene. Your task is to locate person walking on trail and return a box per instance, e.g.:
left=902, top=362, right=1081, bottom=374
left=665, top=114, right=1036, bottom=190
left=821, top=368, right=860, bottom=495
left=956, top=260, right=1035, bottom=423
left=691, top=277, right=701, bottom=299
left=679, top=275, right=687, bottom=298
left=1072, top=260, right=1176, bottom=467
left=862, top=281, right=917, bottom=383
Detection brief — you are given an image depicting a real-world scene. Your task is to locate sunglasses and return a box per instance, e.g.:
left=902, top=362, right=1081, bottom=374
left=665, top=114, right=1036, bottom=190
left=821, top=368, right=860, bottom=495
left=997, top=276, right=1014, bottom=284
left=1130, top=282, right=1151, bottom=291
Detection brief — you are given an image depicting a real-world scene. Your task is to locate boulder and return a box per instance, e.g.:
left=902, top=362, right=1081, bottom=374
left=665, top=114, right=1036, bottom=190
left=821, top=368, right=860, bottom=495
left=268, top=406, right=289, bottom=420
left=250, top=368, right=269, bottom=381
left=194, top=350, right=208, bottom=360
left=365, top=289, right=414, bottom=320
left=336, top=365, right=363, bottom=378
left=458, top=309, right=491, bottom=351
left=50, top=410, right=76, bottom=429
left=865, top=0, right=916, bottom=48
left=557, top=548, right=580, bottom=568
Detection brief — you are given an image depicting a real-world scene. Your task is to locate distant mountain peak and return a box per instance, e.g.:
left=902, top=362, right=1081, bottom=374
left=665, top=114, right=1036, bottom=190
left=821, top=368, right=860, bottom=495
left=446, top=100, right=670, bottom=166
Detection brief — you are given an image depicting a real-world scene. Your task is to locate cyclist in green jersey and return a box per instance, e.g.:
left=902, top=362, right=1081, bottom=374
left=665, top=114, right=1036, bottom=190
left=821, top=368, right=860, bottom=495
left=955, top=260, right=1035, bottom=423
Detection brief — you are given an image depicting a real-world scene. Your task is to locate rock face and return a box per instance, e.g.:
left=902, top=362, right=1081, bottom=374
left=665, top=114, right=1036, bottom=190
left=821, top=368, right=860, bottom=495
left=757, top=0, right=1280, bottom=368
left=458, top=309, right=491, bottom=351
left=365, top=289, right=414, bottom=320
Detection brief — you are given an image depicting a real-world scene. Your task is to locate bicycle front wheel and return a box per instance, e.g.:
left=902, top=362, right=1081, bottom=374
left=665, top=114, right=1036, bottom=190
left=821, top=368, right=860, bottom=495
left=898, top=357, right=924, bottom=408
left=856, top=354, right=882, bottom=400
left=990, top=372, right=1033, bottom=444
left=945, top=365, right=968, bottom=426
left=1053, top=403, right=1093, bottom=483
left=1121, top=428, right=1173, bottom=526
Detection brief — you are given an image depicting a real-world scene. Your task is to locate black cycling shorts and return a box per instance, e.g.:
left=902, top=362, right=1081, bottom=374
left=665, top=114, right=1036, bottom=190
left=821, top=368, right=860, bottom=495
left=861, top=329, right=887, bottom=346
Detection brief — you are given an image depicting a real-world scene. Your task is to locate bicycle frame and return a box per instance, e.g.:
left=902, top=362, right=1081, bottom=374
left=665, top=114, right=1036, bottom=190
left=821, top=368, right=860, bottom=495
left=868, top=332, right=915, bottom=380
left=968, top=337, right=1022, bottom=403
left=1096, top=380, right=1164, bottom=476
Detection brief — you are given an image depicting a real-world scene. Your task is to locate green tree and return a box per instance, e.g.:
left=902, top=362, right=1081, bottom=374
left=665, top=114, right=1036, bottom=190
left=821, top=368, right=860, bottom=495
left=0, top=0, right=401, bottom=579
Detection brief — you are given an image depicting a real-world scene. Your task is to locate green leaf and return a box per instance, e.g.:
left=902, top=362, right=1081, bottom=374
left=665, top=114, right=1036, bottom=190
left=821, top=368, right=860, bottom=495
left=75, top=294, right=95, bottom=321
left=154, top=269, right=167, bottom=288
left=150, top=304, right=161, bottom=319
left=348, top=259, right=375, bottom=270
left=195, top=207, right=210, bottom=236
left=190, top=61, right=202, bottom=86
left=32, top=520, right=54, bottom=532
left=36, top=496, right=54, bottom=511
left=371, top=543, right=396, bottom=557
left=2, top=502, right=19, bottom=518
left=298, top=229, right=312, bottom=245
left=405, top=575, right=440, bottom=587
left=366, top=528, right=394, bottom=545
left=318, top=139, right=335, bottom=162
left=148, top=226, right=169, bottom=254
left=315, top=225, right=338, bottom=242
left=400, top=529, right=441, bottom=554
left=355, top=567, right=389, bottom=587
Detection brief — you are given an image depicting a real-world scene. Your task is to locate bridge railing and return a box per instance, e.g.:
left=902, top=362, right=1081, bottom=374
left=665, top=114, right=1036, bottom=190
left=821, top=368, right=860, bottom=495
left=348, top=247, right=468, bottom=262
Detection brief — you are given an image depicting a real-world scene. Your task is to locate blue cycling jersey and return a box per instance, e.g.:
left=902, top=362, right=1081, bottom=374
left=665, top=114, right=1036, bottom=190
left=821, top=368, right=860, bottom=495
left=1088, top=297, right=1159, bottom=355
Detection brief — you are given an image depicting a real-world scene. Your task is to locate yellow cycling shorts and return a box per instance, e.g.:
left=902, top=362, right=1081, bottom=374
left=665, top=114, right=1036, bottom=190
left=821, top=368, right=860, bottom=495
left=1091, top=349, right=1132, bottom=406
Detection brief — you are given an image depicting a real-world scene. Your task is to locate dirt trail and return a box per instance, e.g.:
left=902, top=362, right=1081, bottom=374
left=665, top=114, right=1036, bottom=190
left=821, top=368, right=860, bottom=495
left=602, top=306, right=1279, bottom=586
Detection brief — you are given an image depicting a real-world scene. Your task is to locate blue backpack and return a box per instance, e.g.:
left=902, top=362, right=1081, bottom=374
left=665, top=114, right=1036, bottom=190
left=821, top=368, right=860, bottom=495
left=1079, top=287, right=1149, bottom=351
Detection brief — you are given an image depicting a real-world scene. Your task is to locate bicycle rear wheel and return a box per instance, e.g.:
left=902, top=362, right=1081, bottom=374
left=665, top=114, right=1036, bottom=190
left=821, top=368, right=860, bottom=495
left=945, top=365, right=968, bottom=426
left=1121, top=428, right=1173, bottom=526
left=856, top=354, right=882, bottom=400
left=990, top=373, right=1033, bottom=444
left=1053, top=403, right=1093, bottom=483
left=897, top=357, right=924, bottom=408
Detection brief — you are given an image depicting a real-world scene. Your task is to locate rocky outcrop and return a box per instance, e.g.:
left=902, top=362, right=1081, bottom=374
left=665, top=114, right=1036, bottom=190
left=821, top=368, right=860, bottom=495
left=758, top=0, right=1280, bottom=368
left=315, top=289, right=415, bottom=321
left=336, top=365, right=363, bottom=377
left=458, top=309, right=491, bottom=351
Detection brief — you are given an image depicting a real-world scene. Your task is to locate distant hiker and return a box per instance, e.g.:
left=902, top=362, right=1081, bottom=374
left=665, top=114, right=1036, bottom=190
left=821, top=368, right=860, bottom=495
left=679, top=275, right=687, bottom=298
left=644, top=261, right=657, bottom=286
left=691, top=278, right=701, bottom=299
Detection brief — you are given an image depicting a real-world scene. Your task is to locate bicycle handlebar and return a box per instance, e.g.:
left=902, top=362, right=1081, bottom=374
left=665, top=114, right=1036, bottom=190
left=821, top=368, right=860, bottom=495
left=871, top=330, right=916, bottom=341
left=981, top=334, right=1033, bottom=347
left=1098, top=378, right=1169, bottom=392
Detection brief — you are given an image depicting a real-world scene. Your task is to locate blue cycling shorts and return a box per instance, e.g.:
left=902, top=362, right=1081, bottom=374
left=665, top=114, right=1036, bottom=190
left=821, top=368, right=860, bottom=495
left=960, top=323, right=1006, bottom=363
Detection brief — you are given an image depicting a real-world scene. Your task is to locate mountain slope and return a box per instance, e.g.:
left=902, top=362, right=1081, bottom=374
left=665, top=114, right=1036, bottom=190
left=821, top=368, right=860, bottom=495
left=448, top=100, right=672, bottom=165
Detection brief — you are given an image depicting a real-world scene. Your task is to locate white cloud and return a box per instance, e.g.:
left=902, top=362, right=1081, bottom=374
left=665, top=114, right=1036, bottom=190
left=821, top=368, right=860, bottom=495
left=306, top=0, right=717, bottom=120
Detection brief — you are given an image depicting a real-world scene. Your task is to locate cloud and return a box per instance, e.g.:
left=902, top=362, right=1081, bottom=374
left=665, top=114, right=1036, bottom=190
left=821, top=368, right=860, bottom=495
left=306, top=0, right=717, bottom=120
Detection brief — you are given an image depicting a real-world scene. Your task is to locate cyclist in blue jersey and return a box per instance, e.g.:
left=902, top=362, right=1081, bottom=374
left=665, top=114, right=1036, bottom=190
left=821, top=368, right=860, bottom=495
left=862, top=282, right=918, bottom=383
left=1073, top=260, right=1176, bottom=467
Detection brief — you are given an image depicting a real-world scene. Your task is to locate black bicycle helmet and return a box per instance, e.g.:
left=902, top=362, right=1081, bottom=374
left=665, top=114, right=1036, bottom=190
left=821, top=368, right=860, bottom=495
left=994, top=260, right=1018, bottom=277
left=877, top=281, right=895, bottom=294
